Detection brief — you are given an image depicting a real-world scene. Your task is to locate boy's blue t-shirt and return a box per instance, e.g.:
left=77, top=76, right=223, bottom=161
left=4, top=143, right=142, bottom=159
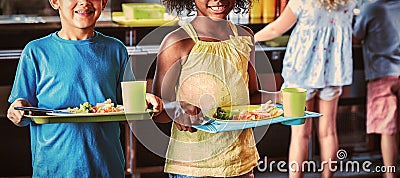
left=353, top=0, right=400, bottom=81
left=8, top=31, right=133, bottom=177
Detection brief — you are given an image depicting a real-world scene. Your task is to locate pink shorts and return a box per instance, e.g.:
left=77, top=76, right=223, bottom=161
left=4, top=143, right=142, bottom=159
left=366, top=76, right=400, bottom=134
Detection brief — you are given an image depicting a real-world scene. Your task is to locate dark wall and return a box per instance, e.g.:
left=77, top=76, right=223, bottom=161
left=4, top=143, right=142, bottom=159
left=0, top=118, right=32, bottom=176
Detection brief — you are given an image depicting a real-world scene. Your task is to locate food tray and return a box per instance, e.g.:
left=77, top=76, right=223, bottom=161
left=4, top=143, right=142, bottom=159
left=26, top=112, right=154, bottom=124
left=112, top=12, right=178, bottom=27
left=193, top=104, right=322, bottom=133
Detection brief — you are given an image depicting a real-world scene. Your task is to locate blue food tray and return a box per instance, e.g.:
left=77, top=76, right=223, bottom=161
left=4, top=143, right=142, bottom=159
left=193, top=105, right=322, bottom=133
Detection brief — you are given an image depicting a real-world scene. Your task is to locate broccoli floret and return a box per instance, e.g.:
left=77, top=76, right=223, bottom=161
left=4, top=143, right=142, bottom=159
left=77, top=102, right=93, bottom=113
left=213, top=107, right=231, bottom=120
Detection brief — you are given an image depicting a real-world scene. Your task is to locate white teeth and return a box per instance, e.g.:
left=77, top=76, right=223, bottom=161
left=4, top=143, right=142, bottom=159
left=210, top=6, right=223, bottom=11
left=75, top=9, right=92, bottom=14
left=76, top=10, right=92, bottom=14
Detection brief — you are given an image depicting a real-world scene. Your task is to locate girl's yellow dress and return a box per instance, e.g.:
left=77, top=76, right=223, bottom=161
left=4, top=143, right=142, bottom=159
left=164, top=21, right=259, bottom=177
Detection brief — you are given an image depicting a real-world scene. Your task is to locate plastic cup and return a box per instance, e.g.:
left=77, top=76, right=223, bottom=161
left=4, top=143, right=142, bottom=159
left=121, top=81, right=147, bottom=113
left=281, top=88, right=306, bottom=125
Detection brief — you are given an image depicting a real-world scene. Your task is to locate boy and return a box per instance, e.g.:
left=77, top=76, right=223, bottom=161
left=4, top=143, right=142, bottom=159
left=7, top=0, right=162, bottom=177
left=353, top=1, right=400, bottom=178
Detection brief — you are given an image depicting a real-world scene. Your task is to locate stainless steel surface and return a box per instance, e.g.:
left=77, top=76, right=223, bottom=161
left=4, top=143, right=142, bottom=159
left=0, top=15, right=46, bottom=24
left=0, top=14, right=110, bottom=24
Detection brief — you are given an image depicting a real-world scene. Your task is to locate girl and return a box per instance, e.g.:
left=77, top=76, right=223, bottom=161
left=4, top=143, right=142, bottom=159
left=255, top=0, right=356, bottom=177
left=152, top=0, right=272, bottom=176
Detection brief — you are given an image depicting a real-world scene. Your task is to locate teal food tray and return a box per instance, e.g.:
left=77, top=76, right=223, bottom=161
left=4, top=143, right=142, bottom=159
left=193, top=105, right=322, bottom=133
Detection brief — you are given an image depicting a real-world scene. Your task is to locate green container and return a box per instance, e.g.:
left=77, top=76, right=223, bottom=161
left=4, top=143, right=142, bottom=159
left=122, top=3, right=166, bottom=20
left=263, top=35, right=290, bottom=47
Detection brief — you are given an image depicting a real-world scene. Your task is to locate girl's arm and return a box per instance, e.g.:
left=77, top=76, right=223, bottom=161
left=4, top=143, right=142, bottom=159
left=254, top=5, right=298, bottom=42
left=152, top=29, right=201, bottom=132
left=243, top=25, right=282, bottom=105
left=152, top=32, right=185, bottom=123
left=248, top=61, right=261, bottom=105
left=248, top=58, right=282, bottom=104
left=240, top=25, right=262, bottom=105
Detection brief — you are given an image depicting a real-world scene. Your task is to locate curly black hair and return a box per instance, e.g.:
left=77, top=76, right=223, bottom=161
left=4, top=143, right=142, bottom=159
left=161, top=0, right=253, bottom=16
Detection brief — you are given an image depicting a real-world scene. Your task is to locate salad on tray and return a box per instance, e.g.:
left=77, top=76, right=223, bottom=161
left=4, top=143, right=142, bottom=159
left=67, top=99, right=123, bottom=114
left=212, top=100, right=283, bottom=121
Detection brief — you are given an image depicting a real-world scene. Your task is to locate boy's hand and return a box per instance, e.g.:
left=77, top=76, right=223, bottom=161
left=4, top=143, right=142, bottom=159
left=7, top=99, right=32, bottom=127
left=145, top=93, right=163, bottom=116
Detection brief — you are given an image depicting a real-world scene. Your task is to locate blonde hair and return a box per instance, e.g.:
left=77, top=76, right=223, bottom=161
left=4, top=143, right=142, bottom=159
left=318, top=0, right=350, bottom=11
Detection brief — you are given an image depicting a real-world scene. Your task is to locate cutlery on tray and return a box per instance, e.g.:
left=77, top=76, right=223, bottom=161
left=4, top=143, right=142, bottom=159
left=14, top=106, right=71, bottom=115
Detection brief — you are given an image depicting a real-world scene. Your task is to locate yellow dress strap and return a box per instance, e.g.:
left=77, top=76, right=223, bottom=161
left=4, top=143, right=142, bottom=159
left=183, top=21, right=238, bottom=42
left=228, top=20, right=238, bottom=37
left=182, top=23, right=199, bottom=42
left=226, top=21, right=253, bottom=57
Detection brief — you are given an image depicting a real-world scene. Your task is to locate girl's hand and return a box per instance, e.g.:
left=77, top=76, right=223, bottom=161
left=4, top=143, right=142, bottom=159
left=7, top=99, right=32, bottom=127
left=164, top=101, right=204, bottom=132
left=145, top=93, right=163, bottom=116
left=259, top=90, right=283, bottom=104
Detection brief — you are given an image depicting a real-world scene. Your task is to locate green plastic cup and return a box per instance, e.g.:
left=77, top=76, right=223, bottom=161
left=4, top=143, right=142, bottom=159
left=121, top=81, right=147, bottom=113
left=281, top=88, right=306, bottom=125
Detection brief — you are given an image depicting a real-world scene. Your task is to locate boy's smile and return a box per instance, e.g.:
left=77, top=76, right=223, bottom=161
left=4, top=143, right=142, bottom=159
left=49, top=0, right=108, bottom=40
left=74, top=9, right=95, bottom=16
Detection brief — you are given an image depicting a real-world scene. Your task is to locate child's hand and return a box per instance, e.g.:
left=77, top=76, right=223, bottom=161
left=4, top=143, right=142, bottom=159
left=7, top=99, right=32, bottom=127
left=276, top=92, right=283, bottom=104
left=164, top=101, right=204, bottom=132
left=145, top=93, right=163, bottom=116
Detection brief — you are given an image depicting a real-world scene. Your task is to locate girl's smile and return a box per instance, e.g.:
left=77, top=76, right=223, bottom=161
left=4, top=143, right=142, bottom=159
left=196, top=0, right=234, bottom=19
left=207, top=5, right=228, bottom=14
